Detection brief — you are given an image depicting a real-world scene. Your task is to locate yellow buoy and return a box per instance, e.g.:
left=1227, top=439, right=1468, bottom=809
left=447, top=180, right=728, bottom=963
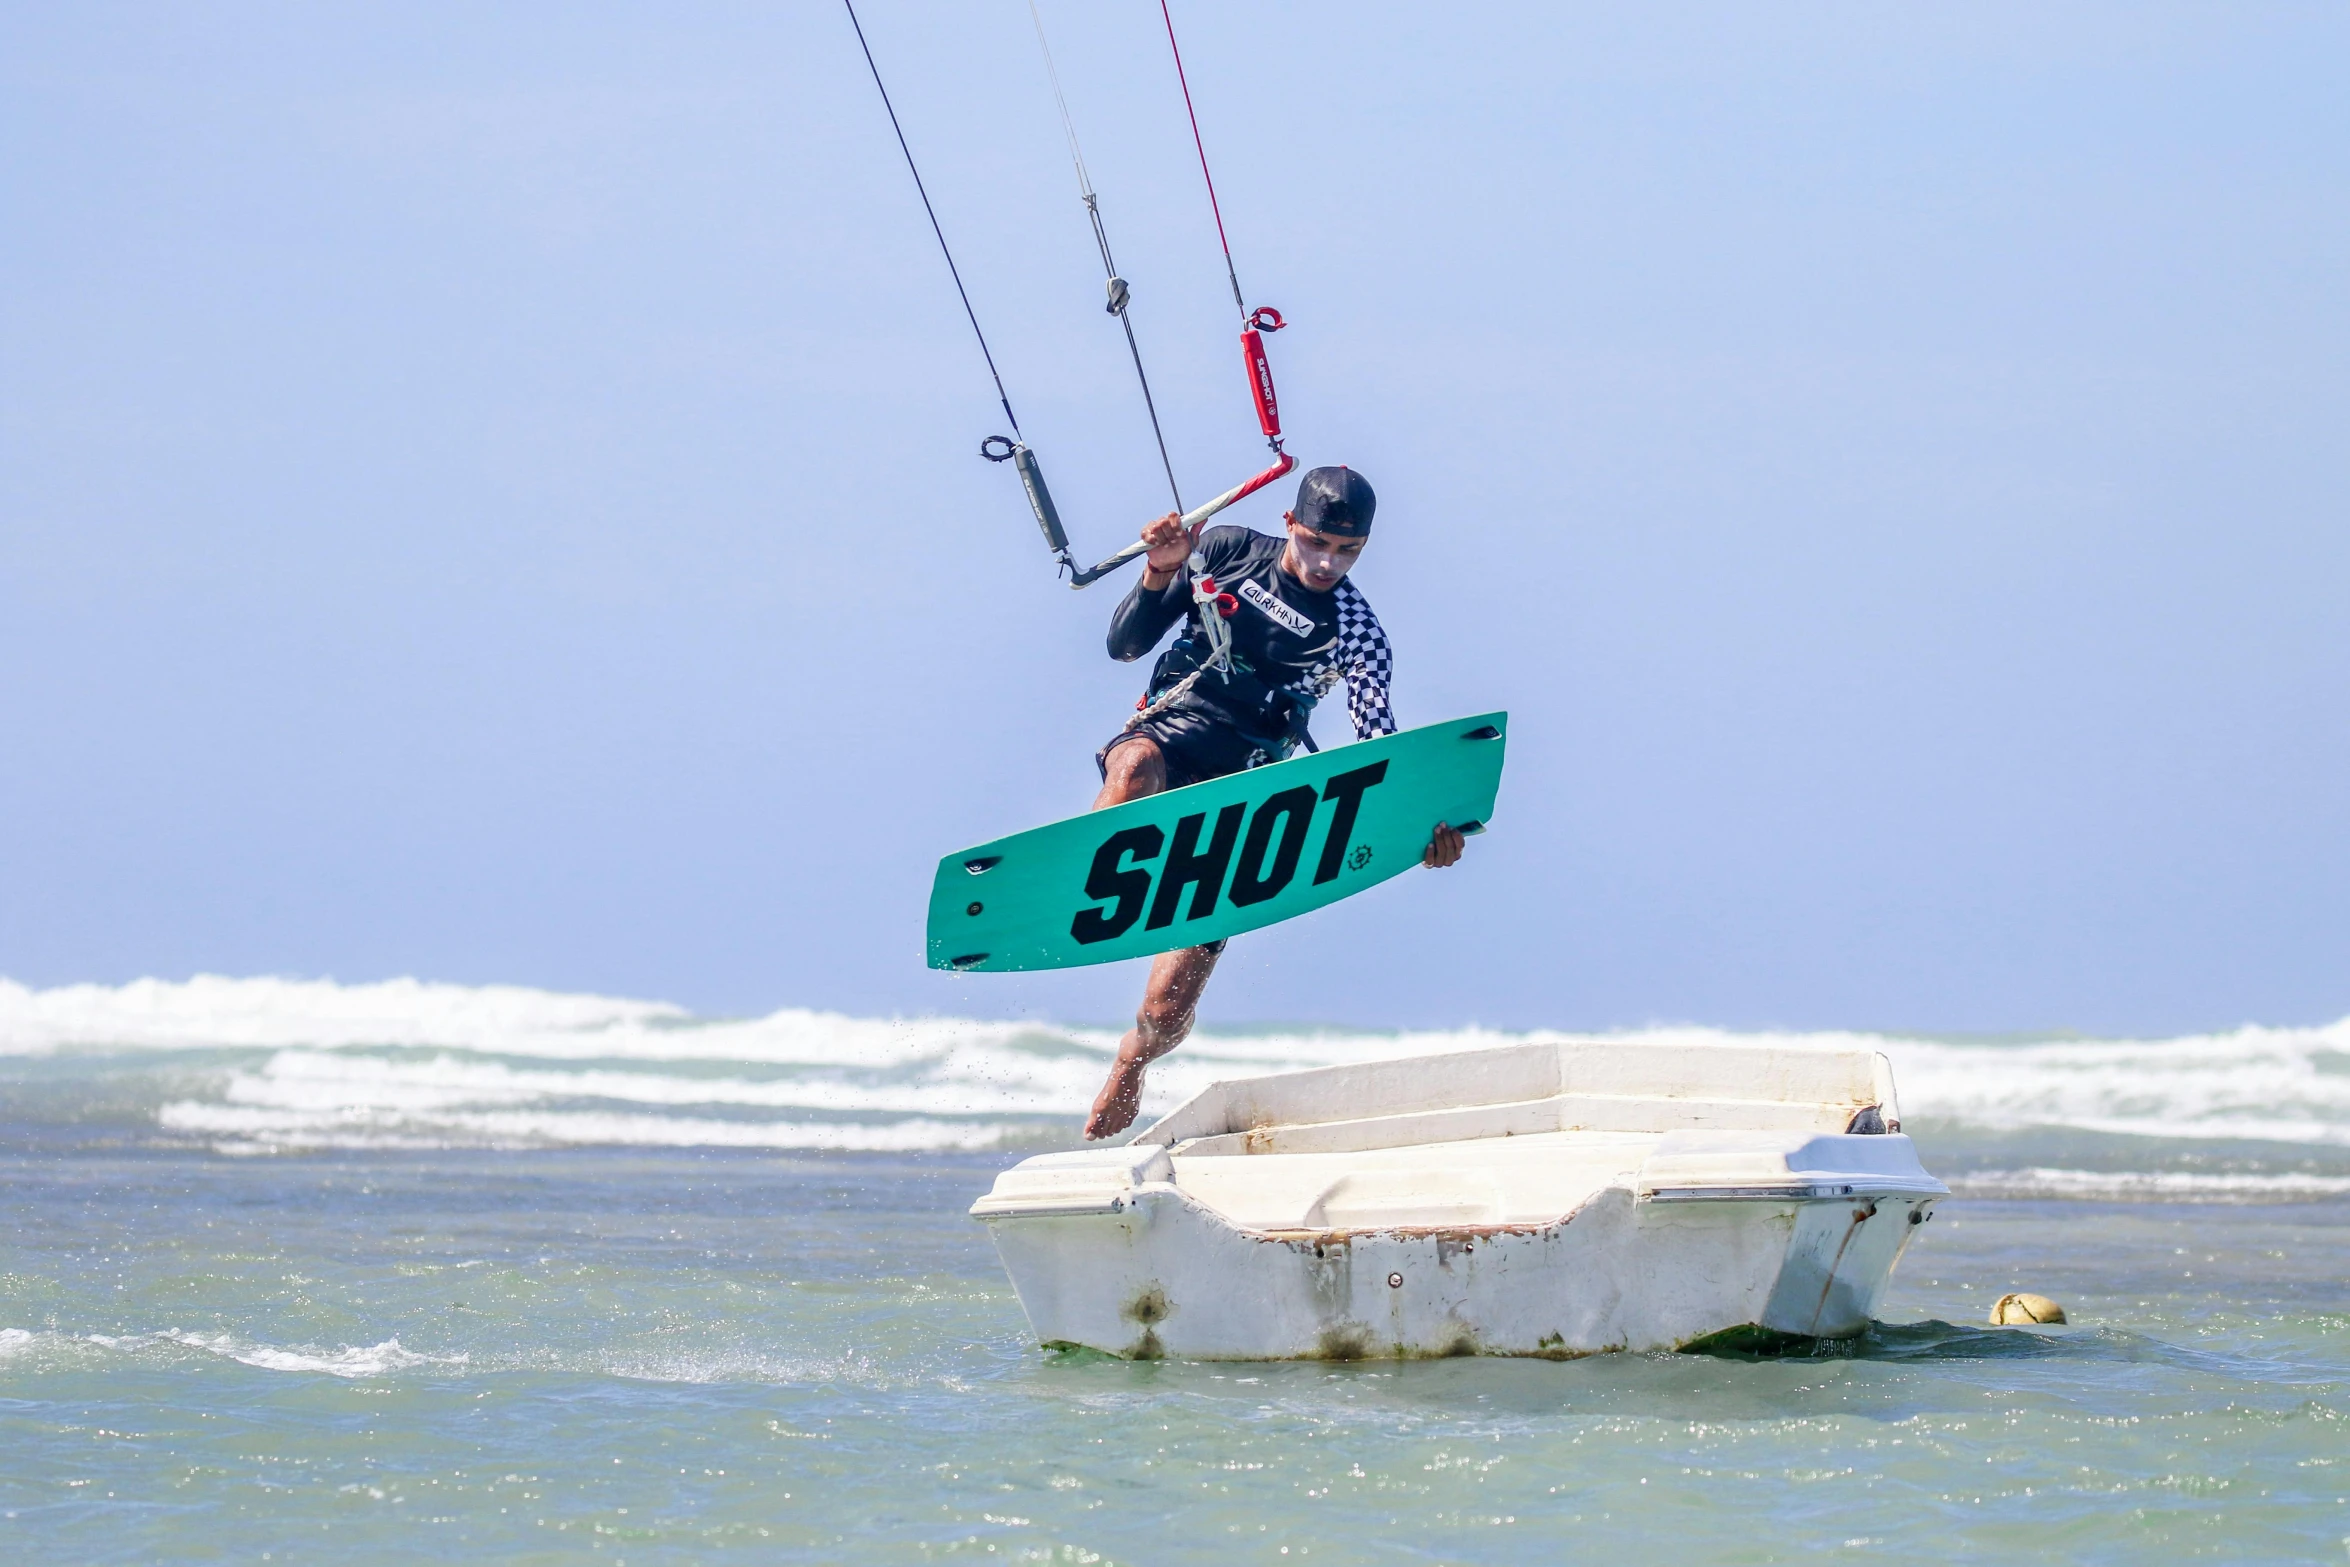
left=1990, top=1291, right=2067, bottom=1325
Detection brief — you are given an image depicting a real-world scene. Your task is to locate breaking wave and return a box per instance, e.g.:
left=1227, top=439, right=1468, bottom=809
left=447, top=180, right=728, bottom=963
left=0, top=1328, right=462, bottom=1379
left=1, top=976, right=2345, bottom=1163
left=1946, top=1168, right=2350, bottom=1202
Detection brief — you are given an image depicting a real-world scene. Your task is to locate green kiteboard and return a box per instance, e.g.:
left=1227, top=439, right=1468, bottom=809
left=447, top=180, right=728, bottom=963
left=926, top=712, right=1507, bottom=973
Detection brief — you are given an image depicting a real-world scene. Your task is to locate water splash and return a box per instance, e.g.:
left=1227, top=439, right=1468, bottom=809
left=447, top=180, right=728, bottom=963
left=3, top=975, right=2346, bottom=1157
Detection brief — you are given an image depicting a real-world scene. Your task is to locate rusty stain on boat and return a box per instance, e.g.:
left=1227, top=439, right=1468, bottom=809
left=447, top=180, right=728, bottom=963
left=1122, top=1282, right=1172, bottom=1359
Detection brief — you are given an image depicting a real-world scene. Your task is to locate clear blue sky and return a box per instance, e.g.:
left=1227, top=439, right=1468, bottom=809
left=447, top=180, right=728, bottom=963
left=3, top=2, right=2343, bottom=1034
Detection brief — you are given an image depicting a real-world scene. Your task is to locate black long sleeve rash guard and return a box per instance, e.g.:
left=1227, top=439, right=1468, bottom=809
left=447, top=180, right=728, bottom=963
left=1105, top=525, right=1397, bottom=754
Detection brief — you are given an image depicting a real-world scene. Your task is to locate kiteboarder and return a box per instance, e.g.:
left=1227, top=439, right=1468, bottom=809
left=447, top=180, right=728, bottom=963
left=1083, top=465, right=1468, bottom=1139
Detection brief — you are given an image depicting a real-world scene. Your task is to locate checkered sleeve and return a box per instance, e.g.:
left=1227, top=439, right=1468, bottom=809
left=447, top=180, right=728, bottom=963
left=1333, top=581, right=1397, bottom=739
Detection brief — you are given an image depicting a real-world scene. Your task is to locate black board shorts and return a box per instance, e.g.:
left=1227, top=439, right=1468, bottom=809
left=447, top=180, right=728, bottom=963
left=1095, top=707, right=1272, bottom=792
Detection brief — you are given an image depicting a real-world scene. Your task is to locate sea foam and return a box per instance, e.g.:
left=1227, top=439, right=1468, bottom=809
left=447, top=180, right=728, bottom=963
left=2, top=975, right=2345, bottom=1158
left=73, top=1330, right=463, bottom=1378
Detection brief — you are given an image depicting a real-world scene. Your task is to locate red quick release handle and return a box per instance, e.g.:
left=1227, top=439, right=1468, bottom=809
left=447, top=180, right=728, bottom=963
left=1247, top=306, right=1285, bottom=333
left=1241, top=328, right=1281, bottom=444
left=1215, top=593, right=1239, bottom=618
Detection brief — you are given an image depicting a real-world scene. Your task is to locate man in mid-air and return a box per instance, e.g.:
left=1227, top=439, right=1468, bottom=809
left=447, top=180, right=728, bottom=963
left=1084, top=465, right=1467, bottom=1139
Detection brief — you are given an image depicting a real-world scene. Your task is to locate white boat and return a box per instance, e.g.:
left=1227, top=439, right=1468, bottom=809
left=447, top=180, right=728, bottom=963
left=972, top=1038, right=1945, bottom=1360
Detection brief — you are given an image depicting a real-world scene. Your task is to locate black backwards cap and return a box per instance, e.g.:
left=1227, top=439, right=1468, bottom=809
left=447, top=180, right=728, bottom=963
left=1294, top=465, right=1376, bottom=537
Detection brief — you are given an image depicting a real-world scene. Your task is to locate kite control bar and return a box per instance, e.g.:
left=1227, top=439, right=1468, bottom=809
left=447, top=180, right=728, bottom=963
left=1066, top=449, right=1296, bottom=587
left=983, top=439, right=1297, bottom=588
left=980, top=294, right=1297, bottom=588
left=851, top=0, right=1302, bottom=599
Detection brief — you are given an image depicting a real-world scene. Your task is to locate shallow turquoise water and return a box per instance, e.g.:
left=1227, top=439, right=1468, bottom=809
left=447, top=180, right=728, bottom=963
left=4, top=1146, right=2345, bottom=1564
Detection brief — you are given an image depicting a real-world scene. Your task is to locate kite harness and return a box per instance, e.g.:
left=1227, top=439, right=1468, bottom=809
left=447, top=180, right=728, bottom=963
left=843, top=0, right=1297, bottom=628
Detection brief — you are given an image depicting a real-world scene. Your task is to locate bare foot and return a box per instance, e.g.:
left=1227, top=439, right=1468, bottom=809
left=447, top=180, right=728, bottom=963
left=1085, top=1054, right=1149, bottom=1140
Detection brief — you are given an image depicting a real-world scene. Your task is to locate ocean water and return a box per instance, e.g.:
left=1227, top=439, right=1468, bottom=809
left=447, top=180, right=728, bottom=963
left=1, top=978, right=2345, bottom=1563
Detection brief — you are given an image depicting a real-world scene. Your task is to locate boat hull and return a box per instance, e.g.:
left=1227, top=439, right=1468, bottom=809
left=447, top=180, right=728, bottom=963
left=983, top=1184, right=1933, bottom=1360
